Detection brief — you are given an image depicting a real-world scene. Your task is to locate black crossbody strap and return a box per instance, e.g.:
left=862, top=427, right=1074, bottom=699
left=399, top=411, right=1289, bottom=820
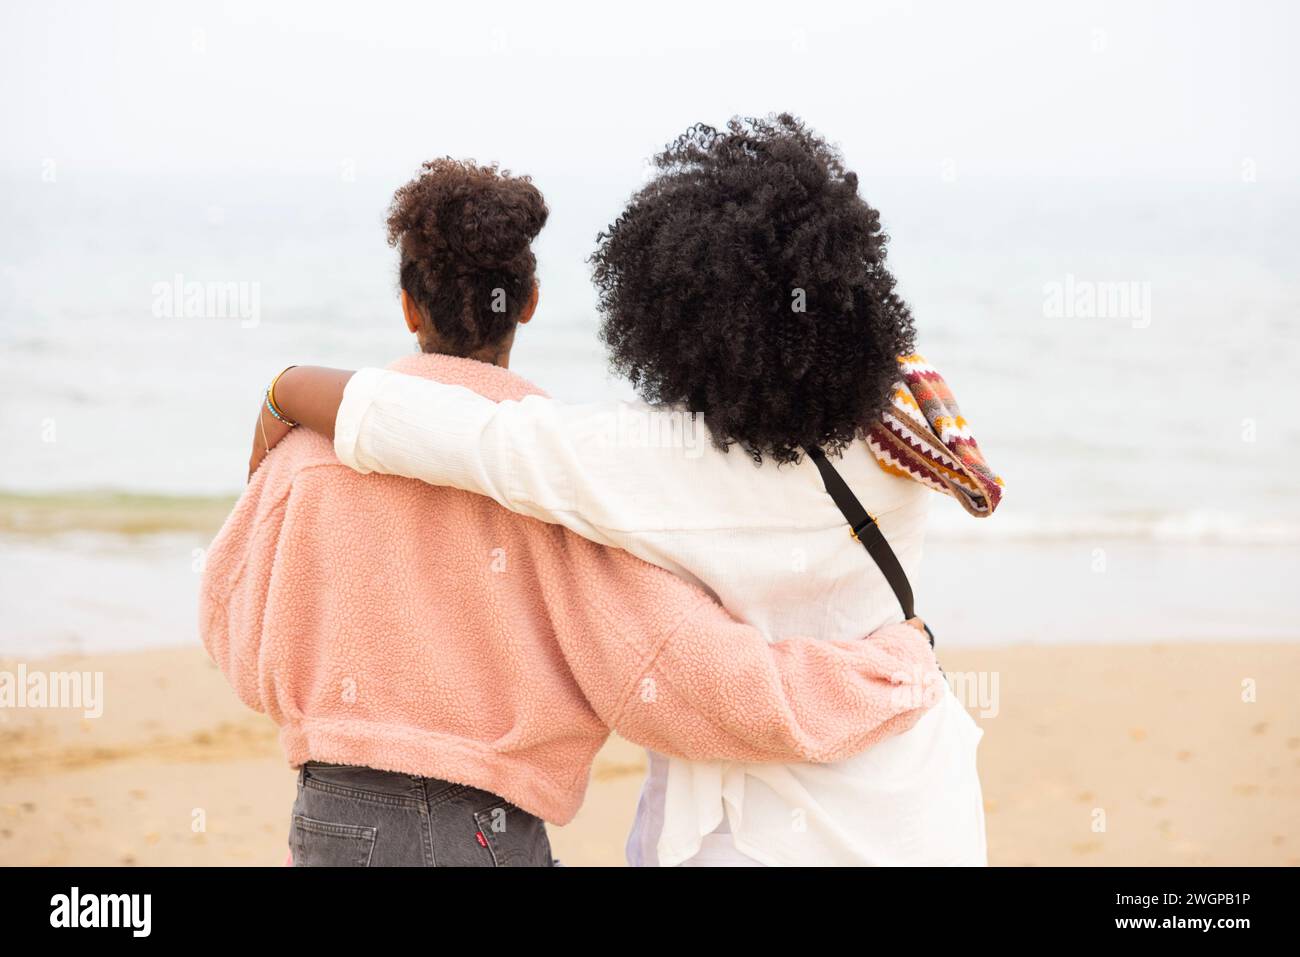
left=806, top=446, right=915, bottom=621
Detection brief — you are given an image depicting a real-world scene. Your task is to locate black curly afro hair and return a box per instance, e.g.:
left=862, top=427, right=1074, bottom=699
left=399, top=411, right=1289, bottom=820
left=387, top=158, right=548, bottom=356
left=591, top=113, right=915, bottom=464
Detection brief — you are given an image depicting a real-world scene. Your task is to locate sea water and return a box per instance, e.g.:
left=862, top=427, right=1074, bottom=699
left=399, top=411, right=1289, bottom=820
left=2, top=169, right=1297, bottom=653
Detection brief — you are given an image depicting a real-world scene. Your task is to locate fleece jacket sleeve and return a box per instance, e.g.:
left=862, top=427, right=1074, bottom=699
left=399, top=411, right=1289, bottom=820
left=534, top=539, right=942, bottom=766
left=197, top=459, right=289, bottom=718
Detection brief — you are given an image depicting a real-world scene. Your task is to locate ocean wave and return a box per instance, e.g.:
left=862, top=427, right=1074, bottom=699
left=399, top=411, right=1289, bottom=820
left=0, top=490, right=236, bottom=537
left=3, top=489, right=1298, bottom=548
left=927, top=507, right=1300, bottom=547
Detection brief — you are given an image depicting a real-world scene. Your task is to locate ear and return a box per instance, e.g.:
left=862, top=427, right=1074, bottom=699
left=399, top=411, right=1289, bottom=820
left=517, top=283, right=539, bottom=325
left=400, top=289, right=421, bottom=334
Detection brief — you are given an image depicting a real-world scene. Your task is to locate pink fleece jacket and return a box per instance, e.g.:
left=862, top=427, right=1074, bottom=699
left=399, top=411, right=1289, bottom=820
left=199, top=353, right=940, bottom=824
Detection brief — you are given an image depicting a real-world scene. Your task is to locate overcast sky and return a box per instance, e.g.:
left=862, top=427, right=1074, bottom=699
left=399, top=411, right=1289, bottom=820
left=2, top=0, right=1298, bottom=186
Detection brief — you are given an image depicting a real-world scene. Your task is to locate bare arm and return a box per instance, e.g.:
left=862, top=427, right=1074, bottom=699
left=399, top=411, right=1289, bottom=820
left=248, top=366, right=354, bottom=479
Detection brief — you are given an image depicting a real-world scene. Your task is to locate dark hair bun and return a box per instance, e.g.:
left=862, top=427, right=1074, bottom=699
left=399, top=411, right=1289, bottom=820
left=388, top=158, right=548, bottom=354
left=446, top=178, right=547, bottom=270
left=390, top=158, right=546, bottom=270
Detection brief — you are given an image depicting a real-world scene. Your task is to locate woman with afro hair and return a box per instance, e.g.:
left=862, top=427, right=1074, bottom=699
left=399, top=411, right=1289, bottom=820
left=254, top=116, right=988, bottom=867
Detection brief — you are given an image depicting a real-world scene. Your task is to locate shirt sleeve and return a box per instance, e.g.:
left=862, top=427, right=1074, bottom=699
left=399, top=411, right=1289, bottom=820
left=334, top=367, right=700, bottom=550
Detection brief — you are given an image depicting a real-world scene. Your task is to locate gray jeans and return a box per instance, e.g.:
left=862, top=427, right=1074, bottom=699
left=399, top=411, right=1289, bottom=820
left=290, top=762, right=555, bottom=867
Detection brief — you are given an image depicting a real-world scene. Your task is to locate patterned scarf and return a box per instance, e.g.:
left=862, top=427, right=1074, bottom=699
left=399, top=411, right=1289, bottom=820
left=867, top=354, right=1004, bottom=517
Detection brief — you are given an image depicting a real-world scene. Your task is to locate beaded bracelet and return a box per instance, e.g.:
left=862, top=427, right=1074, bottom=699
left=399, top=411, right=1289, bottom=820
left=265, top=366, right=299, bottom=427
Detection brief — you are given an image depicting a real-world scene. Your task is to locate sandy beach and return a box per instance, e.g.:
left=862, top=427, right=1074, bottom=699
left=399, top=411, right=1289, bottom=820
left=2, top=641, right=1296, bottom=866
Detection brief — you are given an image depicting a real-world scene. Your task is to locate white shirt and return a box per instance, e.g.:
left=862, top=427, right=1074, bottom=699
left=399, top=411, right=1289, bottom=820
left=334, top=368, right=987, bottom=866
